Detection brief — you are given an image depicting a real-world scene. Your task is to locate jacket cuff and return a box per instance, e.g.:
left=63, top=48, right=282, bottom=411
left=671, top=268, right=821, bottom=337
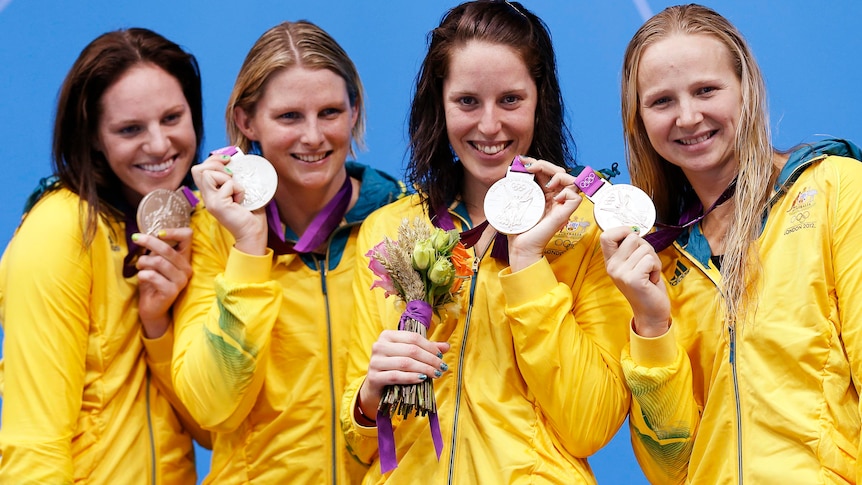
left=629, top=322, right=678, bottom=367
left=142, top=327, right=174, bottom=364
left=499, top=257, right=556, bottom=307
left=224, top=246, right=273, bottom=283
left=351, top=390, right=379, bottom=437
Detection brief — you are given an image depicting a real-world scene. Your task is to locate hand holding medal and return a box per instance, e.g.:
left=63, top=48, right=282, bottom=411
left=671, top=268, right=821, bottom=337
left=210, top=146, right=278, bottom=211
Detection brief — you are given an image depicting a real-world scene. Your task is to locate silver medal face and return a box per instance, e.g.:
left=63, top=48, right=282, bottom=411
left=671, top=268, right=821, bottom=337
left=136, top=188, right=192, bottom=235
left=226, top=153, right=278, bottom=211
left=484, top=175, right=545, bottom=235
left=592, top=184, right=656, bottom=234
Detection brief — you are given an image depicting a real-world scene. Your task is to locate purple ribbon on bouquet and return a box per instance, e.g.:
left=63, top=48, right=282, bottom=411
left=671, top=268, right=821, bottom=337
left=377, top=299, right=443, bottom=473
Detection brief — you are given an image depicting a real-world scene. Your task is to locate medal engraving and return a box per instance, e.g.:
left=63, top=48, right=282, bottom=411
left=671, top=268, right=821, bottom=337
left=136, top=189, right=192, bottom=235
left=226, top=151, right=278, bottom=211
left=484, top=174, right=545, bottom=235
left=592, top=184, right=656, bottom=234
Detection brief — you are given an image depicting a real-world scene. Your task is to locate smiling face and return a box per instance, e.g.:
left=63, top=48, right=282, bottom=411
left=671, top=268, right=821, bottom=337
left=234, top=66, right=358, bottom=196
left=443, top=40, right=537, bottom=193
left=96, top=63, right=196, bottom=206
left=637, top=33, right=742, bottom=188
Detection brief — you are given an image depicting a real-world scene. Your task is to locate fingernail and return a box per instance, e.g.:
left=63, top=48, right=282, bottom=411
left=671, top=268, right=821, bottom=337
left=224, top=166, right=233, bottom=174
left=220, top=154, right=231, bottom=161
left=440, top=362, right=449, bottom=372
left=544, top=180, right=552, bottom=188
left=524, top=162, right=532, bottom=168
left=157, top=230, right=167, bottom=239
left=434, top=370, right=442, bottom=378
left=631, top=226, right=640, bottom=233
left=418, top=373, right=428, bottom=381
left=131, top=233, right=141, bottom=242
left=436, top=352, right=443, bottom=359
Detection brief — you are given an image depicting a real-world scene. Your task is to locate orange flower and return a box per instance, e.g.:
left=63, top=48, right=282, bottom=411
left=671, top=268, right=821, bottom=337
left=448, top=242, right=472, bottom=294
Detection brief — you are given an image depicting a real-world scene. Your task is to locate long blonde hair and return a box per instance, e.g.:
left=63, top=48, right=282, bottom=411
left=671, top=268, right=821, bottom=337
left=621, top=4, right=777, bottom=327
left=225, top=20, right=366, bottom=157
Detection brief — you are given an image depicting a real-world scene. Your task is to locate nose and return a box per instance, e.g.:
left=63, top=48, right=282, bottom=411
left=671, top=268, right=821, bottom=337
left=477, top=105, right=501, bottom=136
left=144, top=125, right=170, bottom=156
left=676, top=98, right=703, bottom=128
left=300, top=118, right=324, bottom=147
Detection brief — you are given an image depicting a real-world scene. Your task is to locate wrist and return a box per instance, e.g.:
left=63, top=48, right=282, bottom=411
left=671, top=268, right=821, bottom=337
left=632, top=316, right=671, bottom=338
left=355, top=401, right=376, bottom=427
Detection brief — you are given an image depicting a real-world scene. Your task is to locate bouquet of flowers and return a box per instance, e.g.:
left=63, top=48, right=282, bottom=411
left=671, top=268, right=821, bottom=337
left=366, top=217, right=470, bottom=472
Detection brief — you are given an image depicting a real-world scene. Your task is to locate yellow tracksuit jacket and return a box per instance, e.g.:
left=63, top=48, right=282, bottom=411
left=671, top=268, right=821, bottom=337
left=625, top=149, right=862, bottom=484
left=341, top=193, right=631, bottom=484
left=172, top=163, right=403, bottom=483
left=0, top=188, right=207, bottom=484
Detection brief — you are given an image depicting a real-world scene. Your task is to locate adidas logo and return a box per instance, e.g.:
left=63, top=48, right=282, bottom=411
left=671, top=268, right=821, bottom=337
left=668, top=260, right=689, bottom=286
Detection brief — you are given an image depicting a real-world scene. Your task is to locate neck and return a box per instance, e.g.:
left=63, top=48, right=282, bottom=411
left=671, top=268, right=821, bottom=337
left=274, top=172, right=357, bottom=238
left=699, top=198, right=734, bottom=255
left=460, top=178, right=490, bottom=226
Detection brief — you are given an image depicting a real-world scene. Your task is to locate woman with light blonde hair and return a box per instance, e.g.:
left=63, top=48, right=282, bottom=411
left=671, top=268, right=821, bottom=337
left=601, top=4, right=862, bottom=483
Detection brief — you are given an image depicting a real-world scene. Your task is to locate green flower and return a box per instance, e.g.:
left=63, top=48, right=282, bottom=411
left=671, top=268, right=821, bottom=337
left=429, top=258, right=454, bottom=286
left=431, top=228, right=458, bottom=253
left=412, top=240, right=435, bottom=270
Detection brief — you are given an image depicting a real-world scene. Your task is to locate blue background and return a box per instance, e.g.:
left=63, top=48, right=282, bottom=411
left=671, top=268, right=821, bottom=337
left=2, top=1, right=860, bottom=483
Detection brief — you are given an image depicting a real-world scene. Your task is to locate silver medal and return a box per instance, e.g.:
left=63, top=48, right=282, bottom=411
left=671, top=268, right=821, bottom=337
left=592, top=184, right=656, bottom=234
left=484, top=172, right=545, bottom=235
left=225, top=149, right=278, bottom=211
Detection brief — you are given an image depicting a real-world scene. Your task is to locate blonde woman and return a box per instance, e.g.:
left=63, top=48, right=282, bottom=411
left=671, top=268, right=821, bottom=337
left=601, top=4, right=862, bottom=483
left=172, top=20, right=404, bottom=483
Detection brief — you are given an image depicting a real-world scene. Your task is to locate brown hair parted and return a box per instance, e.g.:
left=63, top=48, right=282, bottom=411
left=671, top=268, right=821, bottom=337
left=53, top=28, right=203, bottom=245
left=226, top=20, right=366, bottom=157
left=621, top=3, right=776, bottom=326
left=408, top=0, right=575, bottom=214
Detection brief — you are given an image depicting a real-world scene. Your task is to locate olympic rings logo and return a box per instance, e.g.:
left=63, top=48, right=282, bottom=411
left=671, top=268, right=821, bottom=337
left=790, top=211, right=809, bottom=223
left=555, top=239, right=576, bottom=249
left=578, top=173, right=596, bottom=189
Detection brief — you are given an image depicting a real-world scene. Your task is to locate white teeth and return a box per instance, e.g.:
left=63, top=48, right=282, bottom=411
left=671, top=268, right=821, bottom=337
left=139, top=159, right=173, bottom=172
left=295, top=153, right=327, bottom=162
left=474, top=143, right=507, bottom=155
left=679, top=133, right=712, bottom=145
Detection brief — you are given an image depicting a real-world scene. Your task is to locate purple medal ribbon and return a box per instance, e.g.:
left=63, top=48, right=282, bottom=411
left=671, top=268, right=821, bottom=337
left=642, top=178, right=737, bottom=252
left=266, top=175, right=353, bottom=255
left=433, top=212, right=507, bottom=262
left=377, top=300, right=443, bottom=474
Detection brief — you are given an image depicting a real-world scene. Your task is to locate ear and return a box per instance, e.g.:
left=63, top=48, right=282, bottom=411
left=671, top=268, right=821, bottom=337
left=234, top=106, right=257, bottom=140
left=349, top=104, right=359, bottom=130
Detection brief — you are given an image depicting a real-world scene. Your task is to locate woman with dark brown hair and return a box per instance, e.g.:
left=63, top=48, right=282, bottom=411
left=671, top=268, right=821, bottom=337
left=0, top=28, right=208, bottom=483
left=341, top=1, right=631, bottom=482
